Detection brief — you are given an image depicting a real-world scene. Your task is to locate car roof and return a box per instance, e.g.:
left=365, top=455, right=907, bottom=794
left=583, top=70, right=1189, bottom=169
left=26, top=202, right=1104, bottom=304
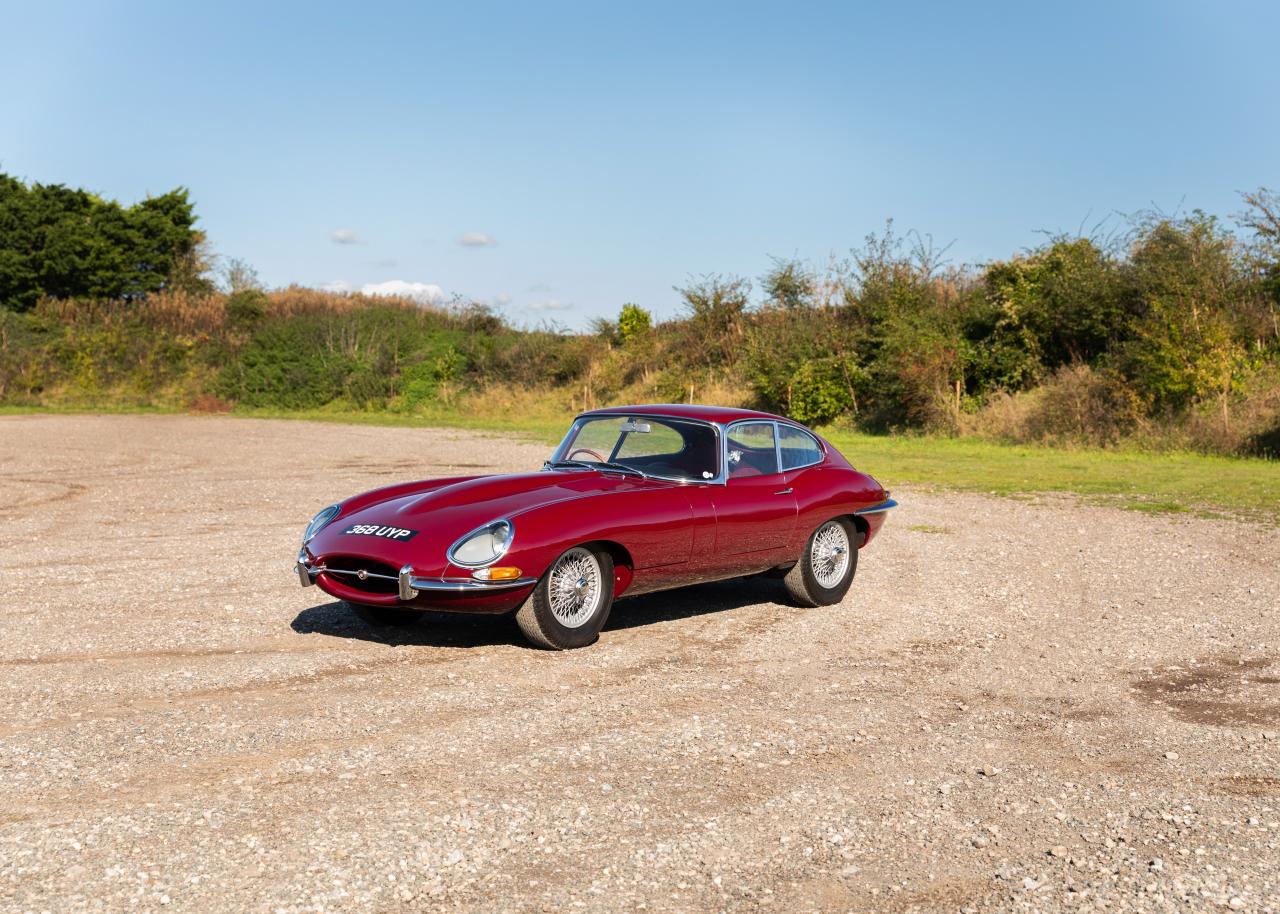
left=578, top=403, right=799, bottom=427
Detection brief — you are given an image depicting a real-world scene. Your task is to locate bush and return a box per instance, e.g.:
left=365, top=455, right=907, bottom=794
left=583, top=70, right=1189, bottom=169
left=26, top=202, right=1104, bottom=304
left=677, top=275, right=750, bottom=369
left=215, top=317, right=357, bottom=409
left=1023, top=363, right=1146, bottom=447
left=617, top=303, right=652, bottom=343
left=788, top=357, right=865, bottom=427
left=225, top=289, right=268, bottom=326
left=400, top=344, right=467, bottom=408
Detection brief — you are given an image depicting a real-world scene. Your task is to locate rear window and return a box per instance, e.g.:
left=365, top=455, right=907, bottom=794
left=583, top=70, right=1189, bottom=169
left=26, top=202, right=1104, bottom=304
left=779, top=425, right=823, bottom=470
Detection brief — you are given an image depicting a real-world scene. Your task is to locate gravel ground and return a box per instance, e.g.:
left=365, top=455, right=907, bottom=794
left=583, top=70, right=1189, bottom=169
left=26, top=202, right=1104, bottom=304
left=1, top=414, right=1278, bottom=914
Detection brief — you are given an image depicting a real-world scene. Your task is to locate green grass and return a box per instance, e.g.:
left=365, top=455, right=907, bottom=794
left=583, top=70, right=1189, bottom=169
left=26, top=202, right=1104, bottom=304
left=907, top=523, right=953, bottom=534
left=5, top=403, right=1277, bottom=523
left=825, top=430, right=1280, bottom=522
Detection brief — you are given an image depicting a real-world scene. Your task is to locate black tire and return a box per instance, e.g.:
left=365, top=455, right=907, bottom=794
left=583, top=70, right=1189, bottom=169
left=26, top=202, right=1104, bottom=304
left=783, top=517, right=858, bottom=607
left=515, top=546, right=615, bottom=650
left=350, top=602, right=423, bottom=627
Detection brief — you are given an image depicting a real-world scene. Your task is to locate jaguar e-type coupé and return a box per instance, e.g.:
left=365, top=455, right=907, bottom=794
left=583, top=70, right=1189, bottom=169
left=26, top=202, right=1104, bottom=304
left=295, top=405, right=895, bottom=649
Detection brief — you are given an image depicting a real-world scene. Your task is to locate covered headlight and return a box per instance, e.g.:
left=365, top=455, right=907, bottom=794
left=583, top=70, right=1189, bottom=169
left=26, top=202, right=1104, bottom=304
left=449, top=520, right=513, bottom=567
left=303, top=504, right=341, bottom=544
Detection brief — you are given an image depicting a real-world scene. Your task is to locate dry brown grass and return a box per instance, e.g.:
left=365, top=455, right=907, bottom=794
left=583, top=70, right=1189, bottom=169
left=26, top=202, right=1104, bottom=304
left=265, top=285, right=433, bottom=318
left=38, top=294, right=227, bottom=336
left=959, top=364, right=1146, bottom=447
left=958, top=361, right=1280, bottom=457
left=37, top=287, right=449, bottom=337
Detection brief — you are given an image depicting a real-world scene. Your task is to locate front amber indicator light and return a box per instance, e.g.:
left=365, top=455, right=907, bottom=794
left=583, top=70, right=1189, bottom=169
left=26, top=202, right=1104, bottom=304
left=472, top=566, right=521, bottom=581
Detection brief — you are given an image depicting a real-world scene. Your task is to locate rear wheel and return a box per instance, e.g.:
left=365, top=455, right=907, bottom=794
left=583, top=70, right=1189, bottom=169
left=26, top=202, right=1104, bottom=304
left=784, top=518, right=858, bottom=607
left=350, top=602, right=422, bottom=627
left=515, top=546, right=615, bottom=649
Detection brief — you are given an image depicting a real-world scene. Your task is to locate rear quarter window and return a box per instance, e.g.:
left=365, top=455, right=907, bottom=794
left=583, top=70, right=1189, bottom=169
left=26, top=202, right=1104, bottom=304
left=779, top=425, right=823, bottom=469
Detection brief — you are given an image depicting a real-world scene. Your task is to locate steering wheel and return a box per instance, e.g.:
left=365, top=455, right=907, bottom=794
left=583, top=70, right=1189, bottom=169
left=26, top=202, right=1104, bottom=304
left=567, top=447, right=606, bottom=462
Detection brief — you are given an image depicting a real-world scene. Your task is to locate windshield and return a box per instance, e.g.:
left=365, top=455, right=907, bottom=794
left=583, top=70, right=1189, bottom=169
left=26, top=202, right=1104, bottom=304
left=551, top=416, right=719, bottom=482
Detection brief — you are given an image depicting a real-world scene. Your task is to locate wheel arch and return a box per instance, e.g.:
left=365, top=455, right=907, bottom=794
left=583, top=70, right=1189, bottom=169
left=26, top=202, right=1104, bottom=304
left=807, top=513, right=869, bottom=549
left=844, top=513, right=870, bottom=548
left=580, top=539, right=636, bottom=598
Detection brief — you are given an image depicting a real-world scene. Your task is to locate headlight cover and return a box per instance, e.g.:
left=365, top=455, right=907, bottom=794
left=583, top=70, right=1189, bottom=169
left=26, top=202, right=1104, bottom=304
left=303, top=504, right=341, bottom=544
left=448, top=520, right=513, bottom=567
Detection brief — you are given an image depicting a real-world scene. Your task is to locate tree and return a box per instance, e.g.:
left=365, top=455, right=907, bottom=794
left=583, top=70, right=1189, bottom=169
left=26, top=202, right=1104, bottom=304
left=1120, top=213, right=1245, bottom=411
left=218, top=257, right=259, bottom=294
left=0, top=173, right=205, bottom=310
left=676, top=275, right=751, bottom=369
left=1238, top=187, right=1280, bottom=255
left=761, top=257, right=816, bottom=310
left=1237, top=188, right=1280, bottom=342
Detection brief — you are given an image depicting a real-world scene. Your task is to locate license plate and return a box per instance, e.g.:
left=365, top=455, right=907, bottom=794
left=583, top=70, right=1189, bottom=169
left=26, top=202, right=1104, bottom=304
left=341, top=524, right=419, bottom=541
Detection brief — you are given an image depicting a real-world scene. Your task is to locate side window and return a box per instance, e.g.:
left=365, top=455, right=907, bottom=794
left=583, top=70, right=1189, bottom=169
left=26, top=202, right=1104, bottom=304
left=778, top=425, right=823, bottom=470
left=727, top=422, right=779, bottom=478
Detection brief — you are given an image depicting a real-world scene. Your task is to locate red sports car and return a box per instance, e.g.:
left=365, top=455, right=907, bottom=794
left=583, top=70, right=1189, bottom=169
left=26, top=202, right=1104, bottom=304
left=296, top=405, right=895, bottom=649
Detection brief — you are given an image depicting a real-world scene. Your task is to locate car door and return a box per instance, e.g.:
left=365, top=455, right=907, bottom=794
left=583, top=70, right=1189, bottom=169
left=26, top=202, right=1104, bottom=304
left=710, top=421, right=797, bottom=560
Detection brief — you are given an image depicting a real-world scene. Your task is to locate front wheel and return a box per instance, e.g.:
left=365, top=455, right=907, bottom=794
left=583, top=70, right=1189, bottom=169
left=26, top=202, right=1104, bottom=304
left=784, top=518, right=858, bottom=607
left=515, top=546, right=615, bottom=649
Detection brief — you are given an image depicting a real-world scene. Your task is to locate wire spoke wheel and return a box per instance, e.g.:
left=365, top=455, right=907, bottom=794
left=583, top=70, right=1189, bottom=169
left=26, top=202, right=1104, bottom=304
left=809, top=521, right=851, bottom=589
left=547, top=547, right=603, bottom=629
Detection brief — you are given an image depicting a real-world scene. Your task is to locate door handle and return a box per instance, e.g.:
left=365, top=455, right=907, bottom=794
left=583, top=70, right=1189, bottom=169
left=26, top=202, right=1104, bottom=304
left=775, top=487, right=793, bottom=495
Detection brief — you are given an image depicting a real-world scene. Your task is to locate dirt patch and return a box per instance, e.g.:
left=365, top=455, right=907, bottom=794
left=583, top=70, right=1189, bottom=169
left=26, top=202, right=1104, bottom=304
left=1213, top=774, right=1280, bottom=797
left=1131, top=655, right=1280, bottom=727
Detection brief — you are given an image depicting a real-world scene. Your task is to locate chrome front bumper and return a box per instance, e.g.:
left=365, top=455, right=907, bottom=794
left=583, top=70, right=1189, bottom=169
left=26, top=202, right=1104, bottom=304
left=295, top=551, right=536, bottom=601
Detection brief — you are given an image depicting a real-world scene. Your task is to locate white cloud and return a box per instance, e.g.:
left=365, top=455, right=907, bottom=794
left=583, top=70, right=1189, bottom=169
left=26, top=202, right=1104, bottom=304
left=527, top=281, right=552, bottom=293
left=322, top=280, right=353, bottom=293
left=330, top=228, right=364, bottom=245
left=457, top=231, right=497, bottom=248
left=492, top=292, right=512, bottom=306
left=527, top=299, right=572, bottom=312
left=361, top=279, right=447, bottom=304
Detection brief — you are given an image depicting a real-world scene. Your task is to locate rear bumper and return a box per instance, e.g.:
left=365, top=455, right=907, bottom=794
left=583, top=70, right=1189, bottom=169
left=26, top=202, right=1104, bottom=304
left=852, top=495, right=897, bottom=547
left=295, top=550, right=536, bottom=610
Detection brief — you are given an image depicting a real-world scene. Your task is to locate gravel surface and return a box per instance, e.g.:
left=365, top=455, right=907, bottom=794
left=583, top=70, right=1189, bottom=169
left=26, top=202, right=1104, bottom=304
left=2, top=414, right=1278, bottom=914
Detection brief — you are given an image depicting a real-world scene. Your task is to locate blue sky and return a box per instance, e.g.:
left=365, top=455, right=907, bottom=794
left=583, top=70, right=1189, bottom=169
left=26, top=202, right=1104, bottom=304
left=3, top=0, right=1277, bottom=328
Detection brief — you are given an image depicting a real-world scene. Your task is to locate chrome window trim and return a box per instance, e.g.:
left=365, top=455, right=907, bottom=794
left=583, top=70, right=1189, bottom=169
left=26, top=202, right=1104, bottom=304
left=554, top=413, right=828, bottom=485
left=552, top=413, right=726, bottom=485
left=775, top=423, right=825, bottom=472
left=447, top=519, right=515, bottom=568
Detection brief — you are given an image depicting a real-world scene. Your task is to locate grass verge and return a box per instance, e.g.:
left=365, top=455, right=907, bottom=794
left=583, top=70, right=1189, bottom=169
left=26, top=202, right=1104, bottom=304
left=826, top=431, right=1279, bottom=522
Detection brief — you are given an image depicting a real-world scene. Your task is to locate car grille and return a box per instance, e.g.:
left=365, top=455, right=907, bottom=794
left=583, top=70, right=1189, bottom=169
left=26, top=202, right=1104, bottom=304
left=322, top=556, right=401, bottom=595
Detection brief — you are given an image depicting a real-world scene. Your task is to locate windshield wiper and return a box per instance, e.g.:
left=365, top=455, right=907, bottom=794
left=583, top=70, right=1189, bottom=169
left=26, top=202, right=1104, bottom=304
left=545, top=459, right=647, bottom=478
left=596, top=461, right=648, bottom=478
